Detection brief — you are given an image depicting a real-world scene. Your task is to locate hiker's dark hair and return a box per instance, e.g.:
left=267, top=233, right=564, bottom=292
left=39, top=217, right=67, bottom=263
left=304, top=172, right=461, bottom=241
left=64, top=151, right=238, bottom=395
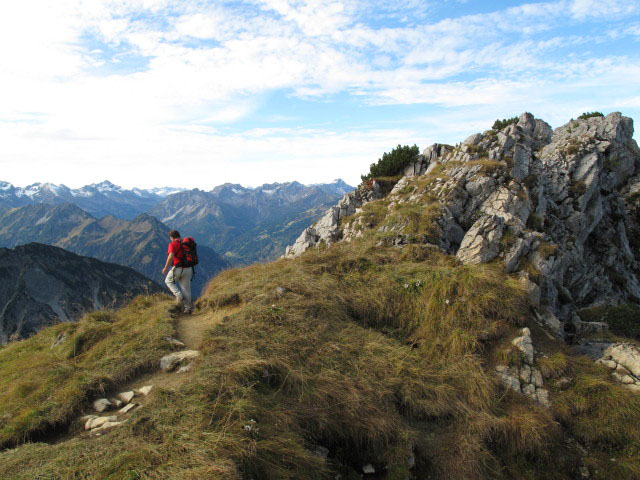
left=169, top=230, right=181, bottom=239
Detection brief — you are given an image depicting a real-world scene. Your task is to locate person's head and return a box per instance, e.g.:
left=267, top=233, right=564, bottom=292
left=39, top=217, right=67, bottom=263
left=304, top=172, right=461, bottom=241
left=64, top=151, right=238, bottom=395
left=169, top=230, right=181, bottom=240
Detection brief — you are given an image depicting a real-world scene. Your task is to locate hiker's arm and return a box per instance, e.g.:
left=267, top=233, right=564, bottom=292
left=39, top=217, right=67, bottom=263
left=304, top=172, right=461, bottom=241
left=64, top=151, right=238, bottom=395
left=162, top=252, right=174, bottom=275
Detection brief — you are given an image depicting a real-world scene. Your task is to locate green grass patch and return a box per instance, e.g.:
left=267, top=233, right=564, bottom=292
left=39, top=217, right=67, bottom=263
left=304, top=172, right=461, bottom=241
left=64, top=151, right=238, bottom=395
left=0, top=294, right=176, bottom=448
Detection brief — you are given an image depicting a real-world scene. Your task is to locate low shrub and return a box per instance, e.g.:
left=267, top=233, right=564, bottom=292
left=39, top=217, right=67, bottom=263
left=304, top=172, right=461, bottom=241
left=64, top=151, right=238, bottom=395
left=361, top=145, right=420, bottom=181
left=578, top=112, right=604, bottom=120
left=492, top=116, right=519, bottom=131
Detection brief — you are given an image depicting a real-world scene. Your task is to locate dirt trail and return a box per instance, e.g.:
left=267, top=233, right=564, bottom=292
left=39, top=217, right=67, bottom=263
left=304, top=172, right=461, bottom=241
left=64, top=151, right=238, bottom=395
left=56, top=305, right=242, bottom=442
left=127, top=305, right=240, bottom=391
left=116, top=305, right=243, bottom=391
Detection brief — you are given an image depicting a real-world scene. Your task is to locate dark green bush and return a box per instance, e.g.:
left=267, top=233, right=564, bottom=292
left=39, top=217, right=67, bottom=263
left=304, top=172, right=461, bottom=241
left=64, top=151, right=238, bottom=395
left=578, top=303, right=640, bottom=339
left=578, top=111, right=604, bottom=120
left=361, top=144, right=420, bottom=181
left=492, top=116, right=519, bottom=130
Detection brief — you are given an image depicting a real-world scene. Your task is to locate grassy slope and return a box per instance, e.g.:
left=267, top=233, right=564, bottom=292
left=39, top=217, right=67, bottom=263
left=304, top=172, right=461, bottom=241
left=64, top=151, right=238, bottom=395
left=1, top=186, right=640, bottom=478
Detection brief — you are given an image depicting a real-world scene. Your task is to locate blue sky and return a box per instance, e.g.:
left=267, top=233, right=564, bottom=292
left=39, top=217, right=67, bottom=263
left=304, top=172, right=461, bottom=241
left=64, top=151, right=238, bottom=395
left=0, top=0, right=639, bottom=189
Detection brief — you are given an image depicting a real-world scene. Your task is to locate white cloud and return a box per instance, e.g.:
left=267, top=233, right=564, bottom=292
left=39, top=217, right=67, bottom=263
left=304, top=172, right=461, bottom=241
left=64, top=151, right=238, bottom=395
left=0, top=0, right=639, bottom=189
left=569, top=0, right=640, bottom=19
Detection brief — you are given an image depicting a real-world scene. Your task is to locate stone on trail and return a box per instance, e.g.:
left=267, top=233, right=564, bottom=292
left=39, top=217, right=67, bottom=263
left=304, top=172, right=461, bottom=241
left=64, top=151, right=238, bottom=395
left=85, top=415, right=117, bottom=430
left=362, top=464, right=375, bottom=474
left=164, top=336, right=186, bottom=348
left=160, top=350, right=200, bottom=371
left=116, top=391, right=135, bottom=404
left=118, top=403, right=137, bottom=414
left=93, top=420, right=124, bottom=431
left=93, top=398, right=112, bottom=413
left=108, top=398, right=123, bottom=408
left=137, top=385, right=153, bottom=396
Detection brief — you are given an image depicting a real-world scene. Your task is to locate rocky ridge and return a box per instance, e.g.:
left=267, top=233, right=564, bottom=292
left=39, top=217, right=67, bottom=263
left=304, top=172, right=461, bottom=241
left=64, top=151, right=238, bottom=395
left=286, top=112, right=640, bottom=342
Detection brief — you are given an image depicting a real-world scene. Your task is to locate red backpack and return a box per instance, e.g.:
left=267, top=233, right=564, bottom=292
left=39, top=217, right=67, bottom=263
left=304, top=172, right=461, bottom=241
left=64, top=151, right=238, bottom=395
left=178, top=237, right=199, bottom=268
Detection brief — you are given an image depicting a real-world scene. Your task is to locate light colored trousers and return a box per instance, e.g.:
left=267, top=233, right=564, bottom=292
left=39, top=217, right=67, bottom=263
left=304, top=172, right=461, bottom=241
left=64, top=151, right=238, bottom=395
left=165, top=266, right=193, bottom=308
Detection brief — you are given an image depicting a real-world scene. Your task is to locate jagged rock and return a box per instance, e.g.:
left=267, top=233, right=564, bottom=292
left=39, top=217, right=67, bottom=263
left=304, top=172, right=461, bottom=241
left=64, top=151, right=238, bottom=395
left=137, top=385, right=153, bottom=396
left=615, top=364, right=631, bottom=376
left=531, top=368, right=544, bottom=388
left=596, top=358, right=617, bottom=369
left=495, top=365, right=521, bottom=391
left=603, top=343, right=640, bottom=378
left=284, top=112, right=640, bottom=337
left=160, top=350, right=200, bottom=371
left=535, top=388, right=551, bottom=407
left=362, top=464, right=375, bottom=474
left=456, top=215, right=504, bottom=264
left=518, top=273, right=540, bottom=305
left=512, top=328, right=534, bottom=365
left=496, top=362, right=550, bottom=407
left=108, top=398, right=123, bottom=408
left=535, top=308, right=564, bottom=338
left=611, top=372, right=634, bottom=384
left=116, top=391, right=135, bottom=404
left=93, top=398, right=112, bottom=413
left=285, top=182, right=384, bottom=257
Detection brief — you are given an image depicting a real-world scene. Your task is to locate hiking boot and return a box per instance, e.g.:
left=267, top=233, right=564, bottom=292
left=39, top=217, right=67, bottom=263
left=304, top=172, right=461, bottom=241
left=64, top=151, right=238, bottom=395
left=169, top=299, right=184, bottom=313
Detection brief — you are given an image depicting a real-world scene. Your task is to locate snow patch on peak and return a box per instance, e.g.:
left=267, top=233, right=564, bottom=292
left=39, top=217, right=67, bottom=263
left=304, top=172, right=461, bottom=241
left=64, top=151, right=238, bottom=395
left=91, top=180, right=121, bottom=193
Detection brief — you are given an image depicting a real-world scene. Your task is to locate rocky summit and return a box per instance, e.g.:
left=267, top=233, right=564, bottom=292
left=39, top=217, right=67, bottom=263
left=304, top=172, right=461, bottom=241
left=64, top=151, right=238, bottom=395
left=287, top=112, right=640, bottom=339
left=0, top=243, right=162, bottom=343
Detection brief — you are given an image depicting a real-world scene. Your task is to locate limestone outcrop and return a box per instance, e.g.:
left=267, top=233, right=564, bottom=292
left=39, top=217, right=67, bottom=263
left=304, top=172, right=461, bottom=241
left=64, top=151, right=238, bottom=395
left=284, top=181, right=385, bottom=257
left=495, top=328, right=551, bottom=407
left=285, top=112, right=640, bottom=338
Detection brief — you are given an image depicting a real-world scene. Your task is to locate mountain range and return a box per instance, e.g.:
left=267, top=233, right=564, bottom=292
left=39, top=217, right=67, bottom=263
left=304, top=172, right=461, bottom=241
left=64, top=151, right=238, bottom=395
left=0, top=180, right=185, bottom=220
left=0, top=204, right=229, bottom=296
left=0, top=178, right=353, bottom=263
left=150, top=179, right=353, bottom=263
left=0, top=243, right=162, bottom=343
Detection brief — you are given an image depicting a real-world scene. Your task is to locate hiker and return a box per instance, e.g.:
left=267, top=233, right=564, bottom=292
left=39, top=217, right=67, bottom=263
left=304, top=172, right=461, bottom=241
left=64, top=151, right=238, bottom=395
left=162, top=229, right=194, bottom=314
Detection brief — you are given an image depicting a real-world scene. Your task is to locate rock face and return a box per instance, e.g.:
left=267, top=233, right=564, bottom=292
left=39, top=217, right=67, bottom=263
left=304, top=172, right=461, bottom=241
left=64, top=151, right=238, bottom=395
left=284, top=181, right=385, bottom=257
left=286, top=112, right=640, bottom=336
left=0, top=243, right=162, bottom=344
